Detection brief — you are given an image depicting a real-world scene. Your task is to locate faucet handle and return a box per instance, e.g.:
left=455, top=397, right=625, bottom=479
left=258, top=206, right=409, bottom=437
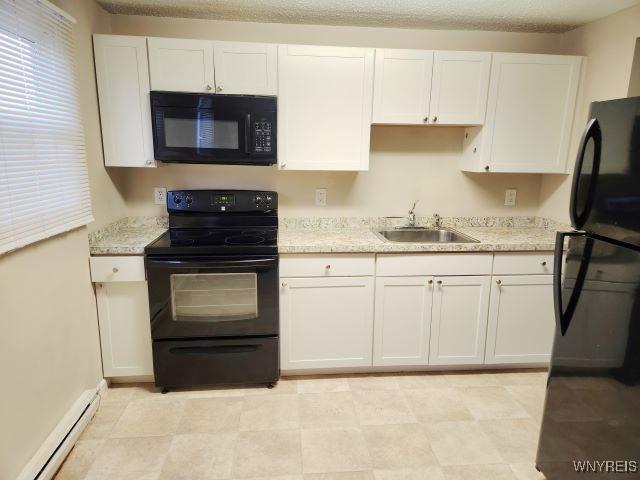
left=409, top=200, right=419, bottom=213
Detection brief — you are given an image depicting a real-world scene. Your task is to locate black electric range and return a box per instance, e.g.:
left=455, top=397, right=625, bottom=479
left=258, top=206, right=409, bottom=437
left=145, top=190, right=279, bottom=391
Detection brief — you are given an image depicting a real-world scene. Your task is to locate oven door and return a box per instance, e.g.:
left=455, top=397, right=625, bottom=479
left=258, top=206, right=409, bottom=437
left=145, top=255, right=278, bottom=339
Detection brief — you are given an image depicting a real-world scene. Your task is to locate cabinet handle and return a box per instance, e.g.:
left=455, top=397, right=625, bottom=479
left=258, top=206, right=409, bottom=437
left=145, top=159, right=153, bottom=165
left=541, top=261, right=547, bottom=266
left=325, top=265, right=331, bottom=270
left=281, top=163, right=286, bottom=169
left=423, top=116, right=429, bottom=123
left=484, top=164, right=489, bottom=171
left=216, top=85, right=223, bottom=93
left=205, top=84, right=213, bottom=91
left=436, top=280, right=442, bottom=285
left=112, top=267, right=119, bottom=273
left=496, top=279, right=502, bottom=285
left=281, top=281, right=287, bottom=287
left=432, top=116, right=438, bottom=123
left=428, top=279, right=433, bottom=284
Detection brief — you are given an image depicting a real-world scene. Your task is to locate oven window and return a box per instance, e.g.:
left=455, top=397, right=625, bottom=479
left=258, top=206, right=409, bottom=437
left=170, top=273, right=257, bottom=322
left=163, top=115, right=239, bottom=150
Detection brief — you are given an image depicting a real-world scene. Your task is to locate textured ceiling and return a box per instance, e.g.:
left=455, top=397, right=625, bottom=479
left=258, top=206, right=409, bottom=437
left=97, top=0, right=640, bottom=33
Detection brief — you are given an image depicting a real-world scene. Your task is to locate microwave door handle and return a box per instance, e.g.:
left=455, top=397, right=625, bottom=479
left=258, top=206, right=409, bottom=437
left=244, top=114, right=251, bottom=154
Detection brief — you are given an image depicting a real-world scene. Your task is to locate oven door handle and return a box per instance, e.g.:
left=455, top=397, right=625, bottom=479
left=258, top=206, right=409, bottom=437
left=145, top=257, right=277, bottom=269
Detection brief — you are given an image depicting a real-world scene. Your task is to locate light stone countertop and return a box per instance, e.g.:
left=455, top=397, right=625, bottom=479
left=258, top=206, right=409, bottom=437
left=89, top=216, right=568, bottom=256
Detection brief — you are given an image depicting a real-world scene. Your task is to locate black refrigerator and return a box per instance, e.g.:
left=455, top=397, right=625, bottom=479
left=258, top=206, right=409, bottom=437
left=536, top=97, right=640, bottom=478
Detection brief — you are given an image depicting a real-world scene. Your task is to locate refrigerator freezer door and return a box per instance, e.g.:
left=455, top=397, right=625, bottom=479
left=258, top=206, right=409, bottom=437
left=536, top=234, right=640, bottom=478
left=570, top=97, right=640, bottom=246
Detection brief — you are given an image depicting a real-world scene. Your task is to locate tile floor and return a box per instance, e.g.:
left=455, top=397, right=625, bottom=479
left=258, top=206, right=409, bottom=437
left=54, top=370, right=548, bottom=480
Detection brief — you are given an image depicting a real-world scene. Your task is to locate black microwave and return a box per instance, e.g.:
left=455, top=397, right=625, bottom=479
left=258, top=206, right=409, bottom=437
left=150, top=91, right=276, bottom=165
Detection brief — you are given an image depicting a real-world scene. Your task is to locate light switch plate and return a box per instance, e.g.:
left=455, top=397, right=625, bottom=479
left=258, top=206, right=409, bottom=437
left=315, top=188, right=327, bottom=206
left=504, top=188, right=517, bottom=206
left=154, top=187, right=167, bottom=205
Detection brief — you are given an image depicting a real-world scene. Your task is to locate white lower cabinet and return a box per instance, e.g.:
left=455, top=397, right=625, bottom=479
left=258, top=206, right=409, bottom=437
left=429, top=275, right=491, bottom=365
left=485, top=275, right=555, bottom=364
left=95, top=281, right=154, bottom=378
left=373, top=276, right=433, bottom=366
left=280, top=276, right=375, bottom=370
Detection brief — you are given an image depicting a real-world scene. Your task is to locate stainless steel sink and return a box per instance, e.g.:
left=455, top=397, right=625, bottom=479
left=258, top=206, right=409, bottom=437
left=375, top=227, right=479, bottom=244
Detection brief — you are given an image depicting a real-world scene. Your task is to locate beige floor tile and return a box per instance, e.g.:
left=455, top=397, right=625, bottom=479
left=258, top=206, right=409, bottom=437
left=80, top=402, right=128, bottom=440
left=427, top=421, right=503, bottom=466
left=54, top=439, right=104, bottom=480
left=373, top=467, right=445, bottom=480
left=298, top=376, right=350, bottom=394
left=491, top=371, right=548, bottom=387
left=159, top=432, right=236, bottom=480
left=299, top=392, right=358, bottom=429
left=100, top=384, right=150, bottom=404
left=396, top=373, right=451, bottom=390
left=178, top=397, right=242, bottom=434
left=509, top=463, right=546, bottom=480
left=460, top=387, right=529, bottom=420
left=404, top=388, right=473, bottom=423
left=304, top=472, right=375, bottom=479
left=362, top=424, right=437, bottom=469
left=301, top=427, right=371, bottom=474
left=244, top=379, right=299, bottom=396
left=444, top=372, right=500, bottom=387
left=352, top=390, right=416, bottom=426
left=504, top=386, right=546, bottom=420
left=162, top=385, right=246, bottom=399
left=348, top=375, right=399, bottom=391
left=84, top=436, right=171, bottom=479
left=240, top=394, right=300, bottom=431
left=233, top=430, right=302, bottom=478
left=479, top=418, right=541, bottom=463
left=442, top=464, right=518, bottom=480
left=110, top=398, right=185, bottom=438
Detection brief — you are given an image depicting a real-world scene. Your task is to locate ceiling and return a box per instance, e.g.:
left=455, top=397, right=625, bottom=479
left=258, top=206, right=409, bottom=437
left=97, top=0, right=640, bottom=33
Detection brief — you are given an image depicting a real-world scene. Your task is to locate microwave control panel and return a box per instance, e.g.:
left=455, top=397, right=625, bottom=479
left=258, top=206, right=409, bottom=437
left=253, top=121, right=272, bottom=154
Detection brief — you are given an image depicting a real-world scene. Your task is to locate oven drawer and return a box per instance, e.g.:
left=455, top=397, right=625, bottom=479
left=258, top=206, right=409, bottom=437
left=280, top=254, right=375, bottom=277
left=90, top=256, right=146, bottom=282
left=153, top=337, right=279, bottom=388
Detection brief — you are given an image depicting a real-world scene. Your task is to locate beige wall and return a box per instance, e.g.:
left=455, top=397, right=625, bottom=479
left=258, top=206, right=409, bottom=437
left=0, top=1, right=112, bottom=478
left=538, top=5, right=640, bottom=223
left=109, top=15, right=564, bottom=218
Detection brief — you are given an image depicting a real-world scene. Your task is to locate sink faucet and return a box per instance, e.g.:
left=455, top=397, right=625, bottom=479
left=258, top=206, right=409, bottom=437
left=433, top=213, right=442, bottom=228
left=407, top=200, right=418, bottom=228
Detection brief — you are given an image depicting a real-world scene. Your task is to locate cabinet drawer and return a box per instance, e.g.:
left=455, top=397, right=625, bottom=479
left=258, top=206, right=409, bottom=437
left=90, top=256, right=146, bottom=282
left=492, top=252, right=554, bottom=275
left=376, top=254, right=492, bottom=276
left=280, top=254, right=375, bottom=277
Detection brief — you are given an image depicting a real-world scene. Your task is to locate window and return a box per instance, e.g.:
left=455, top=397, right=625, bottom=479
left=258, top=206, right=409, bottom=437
left=0, top=0, right=92, bottom=254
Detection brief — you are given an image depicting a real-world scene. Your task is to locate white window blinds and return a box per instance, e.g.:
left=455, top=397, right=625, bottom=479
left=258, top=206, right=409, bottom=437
left=0, top=0, right=92, bottom=255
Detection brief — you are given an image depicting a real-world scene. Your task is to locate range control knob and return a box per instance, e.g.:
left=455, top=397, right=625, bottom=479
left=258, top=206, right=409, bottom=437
left=254, top=195, right=263, bottom=205
left=265, top=194, right=273, bottom=204
left=174, top=195, right=182, bottom=204
left=185, top=195, right=193, bottom=205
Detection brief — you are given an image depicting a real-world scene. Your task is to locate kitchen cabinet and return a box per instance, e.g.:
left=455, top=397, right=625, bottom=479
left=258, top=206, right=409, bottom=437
left=429, top=51, right=491, bottom=125
left=373, top=276, right=433, bottom=366
left=93, top=34, right=154, bottom=168
left=280, top=276, right=375, bottom=370
left=277, top=44, right=374, bottom=171
left=429, top=275, right=491, bottom=365
left=212, top=41, right=277, bottom=95
left=461, top=53, right=582, bottom=173
left=95, top=281, right=154, bottom=378
left=485, top=275, right=555, bottom=364
left=372, top=49, right=433, bottom=124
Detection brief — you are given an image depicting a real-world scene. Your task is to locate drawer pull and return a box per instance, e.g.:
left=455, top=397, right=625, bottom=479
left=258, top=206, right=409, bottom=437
left=496, top=279, right=502, bottom=285
left=281, top=282, right=287, bottom=287
left=428, top=279, right=433, bottom=284
left=541, top=261, right=547, bottom=266
left=436, top=280, right=442, bottom=285
left=112, top=267, right=119, bottom=273
left=325, top=264, right=331, bottom=270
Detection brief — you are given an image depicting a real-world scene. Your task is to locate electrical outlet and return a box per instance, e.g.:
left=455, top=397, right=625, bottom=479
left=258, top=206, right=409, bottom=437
left=315, top=188, right=327, bottom=206
left=154, top=187, right=167, bottom=205
left=504, top=188, right=517, bottom=206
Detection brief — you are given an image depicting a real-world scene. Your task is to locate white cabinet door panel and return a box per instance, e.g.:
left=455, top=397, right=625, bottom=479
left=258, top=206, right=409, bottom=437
left=429, top=275, right=491, bottom=365
left=280, top=276, right=374, bottom=370
left=485, top=275, right=555, bottom=364
left=213, top=41, right=277, bottom=95
left=430, top=51, right=491, bottom=125
left=373, top=276, right=433, bottom=366
left=148, top=37, right=215, bottom=92
left=278, top=45, right=374, bottom=171
left=372, top=49, right=433, bottom=124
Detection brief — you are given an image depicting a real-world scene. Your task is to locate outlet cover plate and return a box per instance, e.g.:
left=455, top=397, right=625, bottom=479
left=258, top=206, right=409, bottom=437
left=154, top=187, right=167, bottom=205
left=504, top=188, right=517, bottom=206
left=315, top=188, right=327, bottom=206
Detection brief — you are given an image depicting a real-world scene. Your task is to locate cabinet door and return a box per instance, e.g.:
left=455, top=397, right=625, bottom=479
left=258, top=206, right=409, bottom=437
left=430, top=51, right=491, bottom=125
left=485, top=275, right=555, bottom=364
left=373, top=276, right=433, bottom=366
left=213, top=41, right=277, bottom=95
left=482, top=53, right=582, bottom=173
left=429, top=275, right=490, bottom=365
left=95, top=281, right=153, bottom=377
left=278, top=45, right=374, bottom=171
left=280, top=276, right=374, bottom=370
left=93, top=35, right=154, bottom=167
left=147, top=37, right=215, bottom=93
left=372, top=49, right=433, bottom=124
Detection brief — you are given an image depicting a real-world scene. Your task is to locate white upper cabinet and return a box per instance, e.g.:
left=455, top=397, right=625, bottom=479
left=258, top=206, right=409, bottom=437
left=429, top=51, right=491, bottom=125
left=212, top=41, right=277, bottom=95
left=148, top=37, right=215, bottom=93
left=93, top=34, right=155, bottom=168
left=461, top=53, right=582, bottom=173
left=277, top=44, right=375, bottom=171
left=372, top=49, right=433, bottom=124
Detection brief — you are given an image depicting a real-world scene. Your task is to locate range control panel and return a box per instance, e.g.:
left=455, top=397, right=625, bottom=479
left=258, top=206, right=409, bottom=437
left=168, top=190, right=278, bottom=213
left=253, top=121, right=273, bottom=154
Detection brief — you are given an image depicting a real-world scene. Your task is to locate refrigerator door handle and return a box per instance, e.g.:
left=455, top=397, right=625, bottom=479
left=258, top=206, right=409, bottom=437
left=554, top=231, right=593, bottom=336
left=569, top=118, right=602, bottom=229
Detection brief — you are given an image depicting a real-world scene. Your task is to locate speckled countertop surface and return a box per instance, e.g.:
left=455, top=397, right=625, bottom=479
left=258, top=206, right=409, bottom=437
left=89, top=216, right=568, bottom=255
